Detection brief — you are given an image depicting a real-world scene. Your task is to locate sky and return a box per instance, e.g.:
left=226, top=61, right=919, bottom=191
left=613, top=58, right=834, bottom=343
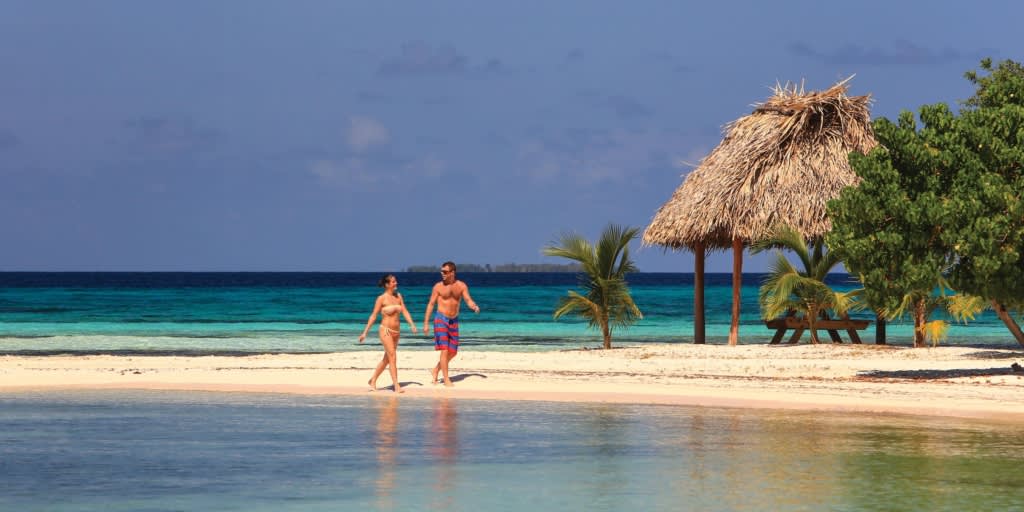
left=1, top=1, right=1020, bottom=272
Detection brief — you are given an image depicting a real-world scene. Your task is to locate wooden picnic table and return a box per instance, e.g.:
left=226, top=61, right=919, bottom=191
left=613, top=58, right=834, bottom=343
left=765, top=312, right=870, bottom=344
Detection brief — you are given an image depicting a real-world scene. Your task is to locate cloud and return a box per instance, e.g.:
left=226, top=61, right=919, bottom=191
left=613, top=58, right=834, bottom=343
left=564, top=48, right=585, bottom=66
left=346, top=116, right=390, bottom=153
left=356, top=90, right=392, bottom=104
left=516, top=129, right=692, bottom=185
left=604, top=95, right=653, bottom=119
left=123, top=116, right=219, bottom=153
left=309, top=158, right=376, bottom=185
left=0, top=131, right=19, bottom=150
left=377, top=41, right=468, bottom=76
left=577, top=93, right=653, bottom=120
left=787, top=39, right=974, bottom=67
left=377, top=41, right=502, bottom=77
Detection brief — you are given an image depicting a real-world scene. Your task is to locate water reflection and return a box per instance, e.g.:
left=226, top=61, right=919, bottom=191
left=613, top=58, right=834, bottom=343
left=375, top=396, right=399, bottom=510
left=428, top=398, right=458, bottom=510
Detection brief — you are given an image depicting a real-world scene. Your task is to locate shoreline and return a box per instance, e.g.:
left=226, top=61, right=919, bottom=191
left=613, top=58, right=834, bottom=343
left=3, top=344, right=1024, bottom=421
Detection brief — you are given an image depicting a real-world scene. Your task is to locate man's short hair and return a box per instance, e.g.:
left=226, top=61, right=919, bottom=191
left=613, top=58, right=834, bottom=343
left=442, top=261, right=456, bottom=272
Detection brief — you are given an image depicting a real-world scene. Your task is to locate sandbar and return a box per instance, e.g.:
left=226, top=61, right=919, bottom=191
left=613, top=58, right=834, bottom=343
left=2, top=344, right=1023, bottom=421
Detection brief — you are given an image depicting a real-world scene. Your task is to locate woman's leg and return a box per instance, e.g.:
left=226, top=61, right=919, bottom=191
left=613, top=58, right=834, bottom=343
left=382, top=332, right=402, bottom=393
left=368, top=329, right=390, bottom=390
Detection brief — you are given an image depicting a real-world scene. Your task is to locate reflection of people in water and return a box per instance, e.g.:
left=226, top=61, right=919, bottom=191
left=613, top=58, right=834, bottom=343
left=429, top=398, right=458, bottom=506
left=375, top=396, right=399, bottom=506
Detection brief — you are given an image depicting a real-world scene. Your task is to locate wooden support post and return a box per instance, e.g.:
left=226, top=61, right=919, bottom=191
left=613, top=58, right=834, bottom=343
left=728, top=238, right=743, bottom=346
left=693, top=243, right=705, bottom=344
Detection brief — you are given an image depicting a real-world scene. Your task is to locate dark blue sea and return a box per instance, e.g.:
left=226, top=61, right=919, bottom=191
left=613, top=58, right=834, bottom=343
left=0, top=272, right=1017, bottom=354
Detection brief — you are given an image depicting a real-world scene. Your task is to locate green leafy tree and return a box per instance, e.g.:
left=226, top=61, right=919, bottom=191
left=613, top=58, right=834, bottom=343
left=543, top=224, right=643, bottom=349
left=752, top=226, right=858, bottom=344
left=826, top=108, right=959, bottom=347
left=941, top=58, right=1024, bottom=344
left=828, top=58, right=1024, bottom=346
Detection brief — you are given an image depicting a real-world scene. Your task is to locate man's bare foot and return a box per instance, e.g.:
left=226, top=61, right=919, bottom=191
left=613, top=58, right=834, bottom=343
left=430, top=368, right=439, bottom=385
left=368, top=379, right=376, bottom=392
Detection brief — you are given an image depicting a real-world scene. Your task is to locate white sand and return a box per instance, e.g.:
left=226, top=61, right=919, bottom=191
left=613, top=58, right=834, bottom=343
left=2, top=344, right=1024, bottom=420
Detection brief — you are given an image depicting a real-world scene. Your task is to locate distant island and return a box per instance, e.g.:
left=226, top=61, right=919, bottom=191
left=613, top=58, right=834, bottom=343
left=405, top=263, right=584, bottom=273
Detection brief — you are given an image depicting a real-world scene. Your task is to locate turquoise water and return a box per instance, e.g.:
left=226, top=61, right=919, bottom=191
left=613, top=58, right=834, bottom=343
left=2, top=390, right=1023, bottom=511
left=0, top=272, right=1019, bottom=353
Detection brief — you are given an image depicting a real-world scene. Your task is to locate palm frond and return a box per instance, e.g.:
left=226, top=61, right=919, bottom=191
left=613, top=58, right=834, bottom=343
left=945, top=294, right=988, bottom=323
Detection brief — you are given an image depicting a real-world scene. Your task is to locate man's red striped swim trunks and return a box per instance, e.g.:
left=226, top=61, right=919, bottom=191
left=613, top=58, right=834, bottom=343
left=433, top=312, right=459, bottom=353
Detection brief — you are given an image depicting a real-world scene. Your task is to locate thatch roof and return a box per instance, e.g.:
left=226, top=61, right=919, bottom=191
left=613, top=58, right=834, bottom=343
left=643, top=78, right=877, bottom=251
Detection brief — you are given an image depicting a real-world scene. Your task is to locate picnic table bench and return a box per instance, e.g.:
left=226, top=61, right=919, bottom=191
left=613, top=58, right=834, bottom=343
left=765, top=313, right=870, bottom=344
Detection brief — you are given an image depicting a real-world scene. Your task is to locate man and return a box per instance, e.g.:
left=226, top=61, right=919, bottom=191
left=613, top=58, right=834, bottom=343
left=423, top=261, right=479, bottom=387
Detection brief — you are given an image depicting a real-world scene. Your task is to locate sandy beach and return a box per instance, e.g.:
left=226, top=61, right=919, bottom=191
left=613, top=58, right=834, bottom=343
left=3, top=344, right=1024, bottom=421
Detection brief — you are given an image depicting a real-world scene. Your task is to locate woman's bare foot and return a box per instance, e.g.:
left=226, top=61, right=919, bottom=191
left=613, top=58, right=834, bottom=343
left=368, top=379, right=376, bottom=392
left=443, top=380, right=454, bottom=388
left=394, top=386, right=404, bottom=394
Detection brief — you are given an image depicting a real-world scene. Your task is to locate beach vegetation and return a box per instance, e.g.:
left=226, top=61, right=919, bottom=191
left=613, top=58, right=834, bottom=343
left=940, top=58, right=1024, bottom=344
left=543, top=223, right=643, bottom=349
left=752, top=225, right=858, bottom=344
left=828, top=58, right=1024, bottom=347
left=883, top=282, right=988, bottom=346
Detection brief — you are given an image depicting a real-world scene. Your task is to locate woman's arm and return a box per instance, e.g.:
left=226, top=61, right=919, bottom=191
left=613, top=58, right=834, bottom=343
left=358, top=296, right=383, bottom=343
left=399, top=293, right=418, bottom=334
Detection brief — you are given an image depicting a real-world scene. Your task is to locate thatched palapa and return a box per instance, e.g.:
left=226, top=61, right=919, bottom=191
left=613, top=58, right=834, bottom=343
left=643, top=78, right=876, bottom=345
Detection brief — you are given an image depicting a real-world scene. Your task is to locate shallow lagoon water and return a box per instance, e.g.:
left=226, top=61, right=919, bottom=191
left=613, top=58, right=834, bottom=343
left=2, top=390, right=1024, bottom=511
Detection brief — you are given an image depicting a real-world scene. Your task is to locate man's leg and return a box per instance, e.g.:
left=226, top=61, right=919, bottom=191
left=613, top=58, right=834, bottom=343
left=439, top=350, right=456, bottom=387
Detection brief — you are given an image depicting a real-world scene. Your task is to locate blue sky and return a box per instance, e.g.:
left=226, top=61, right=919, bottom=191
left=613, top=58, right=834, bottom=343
left=1, top=1, right=1019, bottom=271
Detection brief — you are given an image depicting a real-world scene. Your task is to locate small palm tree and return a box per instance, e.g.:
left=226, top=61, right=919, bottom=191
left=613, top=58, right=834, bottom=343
left=543, top=223, right=643, bottom=349
left=752, top=225, right=859, bottom=344
left=885, top=279, right=987, bottom=347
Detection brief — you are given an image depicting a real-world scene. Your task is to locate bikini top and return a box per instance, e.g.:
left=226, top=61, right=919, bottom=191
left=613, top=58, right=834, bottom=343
left=381, top=304, right=402, bottom=315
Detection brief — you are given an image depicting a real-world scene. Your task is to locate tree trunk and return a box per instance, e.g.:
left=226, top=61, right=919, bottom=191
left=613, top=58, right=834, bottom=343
left=602, top=321, right=612, bottom=349
left=728, top=238, right=743, bottom=346
left=807, top=305, right=820, bottom=344
left=875, top=313, right=886, bottom=345
left=991, top=300, right=1024, bottom=347
left=913, top=298, right=927, bottom=348
left=694, top=242, right=706, bottom=344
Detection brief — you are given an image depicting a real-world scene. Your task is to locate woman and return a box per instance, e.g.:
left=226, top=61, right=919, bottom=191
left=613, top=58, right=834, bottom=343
left=359, top=274, right=417, bottom=393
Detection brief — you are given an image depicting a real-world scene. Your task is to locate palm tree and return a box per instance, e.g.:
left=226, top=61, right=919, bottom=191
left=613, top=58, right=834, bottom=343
left=752, top=225, right=859, bottom=344
left=543, top=224, right=643, bottom=349
left=885, top=279, right=987, bottom=347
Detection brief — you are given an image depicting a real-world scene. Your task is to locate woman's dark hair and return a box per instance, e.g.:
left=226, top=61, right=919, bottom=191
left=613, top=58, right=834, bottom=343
left=378, top=274, right=396, bottom=288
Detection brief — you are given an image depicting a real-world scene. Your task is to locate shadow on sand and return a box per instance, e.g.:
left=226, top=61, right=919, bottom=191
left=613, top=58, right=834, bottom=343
left=859, top=364, right=1023, bottom=380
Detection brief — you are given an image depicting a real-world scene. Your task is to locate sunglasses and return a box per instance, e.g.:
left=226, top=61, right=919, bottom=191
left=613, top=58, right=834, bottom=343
left=440, top=269, right=452, bottom=274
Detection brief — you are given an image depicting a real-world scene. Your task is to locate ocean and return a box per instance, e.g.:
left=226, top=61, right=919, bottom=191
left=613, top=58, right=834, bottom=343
left=0, top=272, right=1017, bottom=354
left=4, top=273, right=1024, bottom=510
left=2, top=390, right=1023, bottom=511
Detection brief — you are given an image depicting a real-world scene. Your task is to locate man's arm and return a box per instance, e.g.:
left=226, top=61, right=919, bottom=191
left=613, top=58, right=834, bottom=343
left=462, top=283, right=480, bottom=313
left=423, top=284, right=439, bottom=333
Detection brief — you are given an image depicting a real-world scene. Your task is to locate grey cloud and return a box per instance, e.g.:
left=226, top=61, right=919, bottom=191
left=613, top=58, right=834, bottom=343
left=377, top=41, right=468, bottom=76
left=356, top=90, right=392, bottom=104
left=564, top=48, right=585, bottom=66
left=604, top=95, right=653, bottom=120
left=123, top=116, right=219, bottom=153
left=787, top=40, right=976, bottom=67
left=377, top=41, right=502, bottom=77
left=0, top=131, right=19, bottom=150
left=575, top=91, right=653, bottom=119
